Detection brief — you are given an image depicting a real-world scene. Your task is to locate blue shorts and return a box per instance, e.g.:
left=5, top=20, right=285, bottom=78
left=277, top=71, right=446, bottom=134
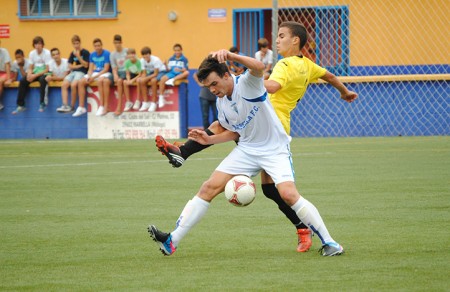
left=157, top=71, right=181, bottom=81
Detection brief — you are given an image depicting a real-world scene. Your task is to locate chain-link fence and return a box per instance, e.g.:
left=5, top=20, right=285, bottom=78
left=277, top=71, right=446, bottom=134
left=274, top=0, right=449, bottom=137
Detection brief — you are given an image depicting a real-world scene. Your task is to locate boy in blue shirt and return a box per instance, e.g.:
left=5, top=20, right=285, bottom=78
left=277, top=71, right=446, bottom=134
left=157, top=43, right=189, bottom=108
left=73, top=38, right=112, bottom=117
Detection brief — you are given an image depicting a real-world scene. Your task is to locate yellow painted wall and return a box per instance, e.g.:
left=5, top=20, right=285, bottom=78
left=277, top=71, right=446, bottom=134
left=1, top=0, right=448, bottom=68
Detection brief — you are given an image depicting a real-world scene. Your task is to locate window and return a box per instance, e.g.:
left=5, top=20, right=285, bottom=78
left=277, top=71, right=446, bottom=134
left=18, top=0, right=117, bottom=19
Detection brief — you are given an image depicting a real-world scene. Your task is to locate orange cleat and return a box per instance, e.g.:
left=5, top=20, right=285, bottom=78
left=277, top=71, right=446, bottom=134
left=296, top=228, right=312, bottom=252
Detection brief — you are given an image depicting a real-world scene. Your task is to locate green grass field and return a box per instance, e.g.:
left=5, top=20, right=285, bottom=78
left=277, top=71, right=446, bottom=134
left=1, top=137, right=449, bottom=291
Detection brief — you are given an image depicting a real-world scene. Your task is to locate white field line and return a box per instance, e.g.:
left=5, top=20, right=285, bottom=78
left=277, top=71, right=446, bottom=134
left=0, top=152, right=333, bottom=169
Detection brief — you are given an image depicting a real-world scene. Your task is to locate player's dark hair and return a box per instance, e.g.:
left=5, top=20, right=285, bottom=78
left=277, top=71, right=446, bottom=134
left=71, top=35, right=81, bottom=43
left=32, top=36, right=44, bottom=47
left=279, top=21, right=308, bottom=50
left=229, top=46, right=239, bottom=53
left=173, top=43, right=182, bottom=50
left=113, top=34, right=122, bottom=42
left=15, top=49, right=24, bottom=56
left=141, top=46, right=151, bottom=55
left=50, top=48, right=59, bottom=55
left=257, top=38, right=269, bottom=50
left=197, top=56, right=230, bottom=82
left=93, top=38, right=102, bottom=45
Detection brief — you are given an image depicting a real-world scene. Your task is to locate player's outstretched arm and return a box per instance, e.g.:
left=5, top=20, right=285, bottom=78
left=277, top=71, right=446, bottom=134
left=320, top=71, right=358, bottom=103
left=211, top=49, right=265, bottom=78
left=188, top=129, right=239, bottom=145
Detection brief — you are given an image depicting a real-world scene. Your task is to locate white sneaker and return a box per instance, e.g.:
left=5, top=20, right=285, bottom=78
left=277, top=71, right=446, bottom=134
left=165, top=78, right=175, bottom=86
left=139, top=102, right=150, bottom=111
left=0, top=103, right=4, bottom=111
left=96, top=106, right=105, bottom=116
left=72, top=107, right=87, bottom=117
left=133, top=100, right=141, bottom=110
left=123, top=101, right=133, bottom=112
left=57, top=105, right=72, bottom=113
left=158, top=95, right=166, bottom=108
left=148, top=102, right=157, bottom=112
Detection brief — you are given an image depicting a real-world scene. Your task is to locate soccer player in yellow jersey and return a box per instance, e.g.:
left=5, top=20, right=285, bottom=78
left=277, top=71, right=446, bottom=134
left=155, top=21, right=357, bottom=255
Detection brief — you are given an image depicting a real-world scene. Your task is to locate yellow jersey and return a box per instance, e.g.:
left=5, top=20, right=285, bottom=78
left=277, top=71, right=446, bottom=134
left=269, top=55, right=327, bottom=134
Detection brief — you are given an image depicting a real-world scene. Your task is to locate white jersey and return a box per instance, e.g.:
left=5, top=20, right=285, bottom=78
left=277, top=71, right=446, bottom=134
left=255, top=49, right=274, bottom=66
left=217, top=71, right=291, bottom=155
left=48, top=58, right=69, bottom=77
left=141, top=55, right=165, bottom=74
left=0, top=48, right=11, bottom=71
left=29, top=48, right=52, bottom=73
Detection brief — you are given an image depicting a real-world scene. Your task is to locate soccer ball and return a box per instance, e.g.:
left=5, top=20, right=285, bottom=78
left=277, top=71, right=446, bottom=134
left=224, top=175, right=256, bottom=207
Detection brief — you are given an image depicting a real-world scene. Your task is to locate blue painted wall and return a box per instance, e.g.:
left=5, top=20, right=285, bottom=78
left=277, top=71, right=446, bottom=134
left=0, top=87, right=87, bottom=139
left=1, top=71, right=448, bottom=139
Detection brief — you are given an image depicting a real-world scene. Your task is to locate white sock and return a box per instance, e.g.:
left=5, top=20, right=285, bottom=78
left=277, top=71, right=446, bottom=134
left=171, top=196, right=210, bottom=247
left=291, top=196, right=334, bottom=244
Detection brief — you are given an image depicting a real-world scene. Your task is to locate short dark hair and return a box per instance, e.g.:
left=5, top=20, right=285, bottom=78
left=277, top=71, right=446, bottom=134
left=279, top=21, right=308, bottom=50
left=71, top=35, right=81, bottom=43
left=173, top=43, right=182, bottom=50
left=197, top=56, right=230, bottom=82
left=113, top=34, right=122, bottom=42
left=229, top=46, right=239, bottom=53
left=50, top=48, right=59, bottom=55
left=93, top=38, right=102, bottom=45
left=127, top=48, right=136, bottom=54
left=32, top=36, right=44, bottom=47
left=15, top=49, right=24, bottom=56
left=257, top=38, right=269, bottom=50
left=141, top=46, right=151, bottom=55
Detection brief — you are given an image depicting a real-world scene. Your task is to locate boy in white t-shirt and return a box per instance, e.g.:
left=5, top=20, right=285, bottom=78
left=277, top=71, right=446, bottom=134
left=45, top=48, right=70, bottom=82
left=0, top=40, right=12, bottom=110
left=148, top=50, right=344, bottom=257
left=13, top=36, right=52, bottom=114
left=135, top=47, right=165, bottom=112
left=255, top=38, right=274, bottom=80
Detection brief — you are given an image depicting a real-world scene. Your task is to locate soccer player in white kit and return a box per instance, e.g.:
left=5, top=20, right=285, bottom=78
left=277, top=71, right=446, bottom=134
left=148, top=49, right=344, bottom=257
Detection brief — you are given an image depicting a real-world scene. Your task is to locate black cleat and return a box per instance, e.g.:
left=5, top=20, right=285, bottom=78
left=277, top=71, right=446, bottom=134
left=147, top=225, right=176, bottom=256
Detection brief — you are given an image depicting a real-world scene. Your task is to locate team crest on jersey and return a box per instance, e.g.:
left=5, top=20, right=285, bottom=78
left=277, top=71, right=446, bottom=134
left=231, top=102, right=238, bottom=114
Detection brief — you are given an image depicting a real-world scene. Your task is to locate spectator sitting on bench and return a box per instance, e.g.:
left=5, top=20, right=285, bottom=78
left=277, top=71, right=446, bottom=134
left=122, top=48, right=142, bottom=114
left=0, top=39, right=13, bottom=110
left=57, top=35, right=90, bottom=113
left=157, top=43, right=189, bottom=108
left=13, top=36, right=52, bottom=114
left=73, top=38, right=111, bottom=117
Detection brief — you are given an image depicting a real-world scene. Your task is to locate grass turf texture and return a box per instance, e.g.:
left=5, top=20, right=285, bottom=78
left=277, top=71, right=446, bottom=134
left=0, top=137, right=448, bottom=291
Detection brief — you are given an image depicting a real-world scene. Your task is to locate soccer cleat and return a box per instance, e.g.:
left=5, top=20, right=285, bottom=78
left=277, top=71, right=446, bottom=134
left=148, top=225, right=176, bottom=256
left=296, top=228, right=313, bottom=252
left=155, top=135, right=185, bottom=168
left=12, top=106, right=26, bottom=114
left=319, top=242, right=344, bottom=256
left=72, top=106, right=87, bottom=117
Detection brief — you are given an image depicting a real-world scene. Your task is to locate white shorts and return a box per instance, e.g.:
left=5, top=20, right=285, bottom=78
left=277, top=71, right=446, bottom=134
left=64, top=71, right=85, bottom=83
left=216, top=144, right=295, bottom=185
left=84, top=72, right=113, bottom=81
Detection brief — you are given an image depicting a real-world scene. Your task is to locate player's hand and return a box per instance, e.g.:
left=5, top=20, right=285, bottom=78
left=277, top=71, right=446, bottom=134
left=26, top=74, right=35, bottom=82
left=211, top=49, right=230, bottom=63
left=341, top=91, right=358, bottom=103
left=188, top=129, right=211, bottom=145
